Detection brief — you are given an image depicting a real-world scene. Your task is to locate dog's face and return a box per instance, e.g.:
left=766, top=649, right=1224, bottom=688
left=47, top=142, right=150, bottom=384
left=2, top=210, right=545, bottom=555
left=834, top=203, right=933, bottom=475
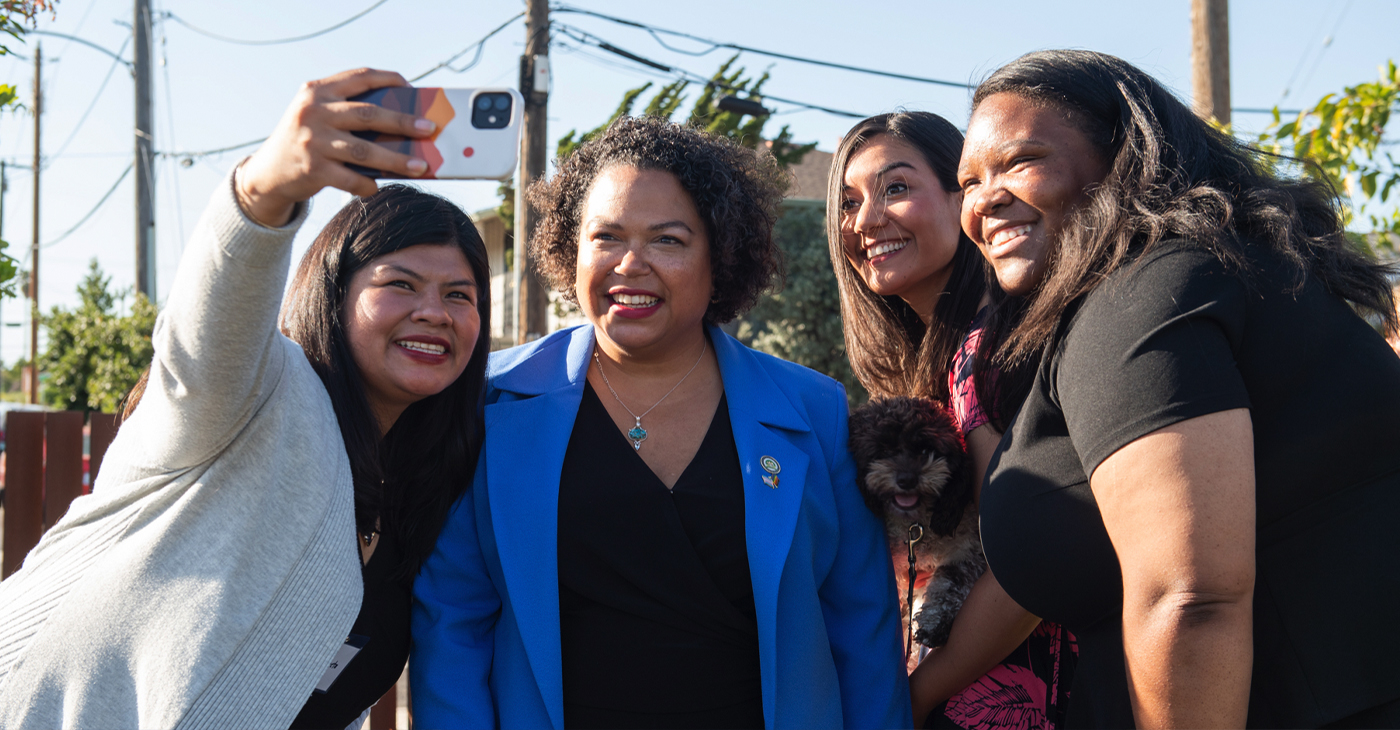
left=848, top=397, right=970, bottom=536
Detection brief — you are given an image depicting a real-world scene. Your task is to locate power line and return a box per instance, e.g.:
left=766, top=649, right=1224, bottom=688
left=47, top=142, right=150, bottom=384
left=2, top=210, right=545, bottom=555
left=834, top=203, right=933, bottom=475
left=48, top=35, right=130, bottom=165
left=160, top=0, right=391, bottom=46
left=158, top=136, right=264, bottom=162
left=556, top=5, right=1310, bottom=119
left=168, top=13, right=524, bottom=161
left=555, top=25, right=864, bottom=118
left=410, top=11, right=523, bottom=82
left=158, top=2, right=187, bottom=251
left=1294, top=0, right=1354, bottom=102
left=22, top=29, right=131, bottom=68
left=552, top=5, right=976, bottom=90
left=1235, top=107, right=1303, bottom=115
left=43, top=163, right=132, bottom=248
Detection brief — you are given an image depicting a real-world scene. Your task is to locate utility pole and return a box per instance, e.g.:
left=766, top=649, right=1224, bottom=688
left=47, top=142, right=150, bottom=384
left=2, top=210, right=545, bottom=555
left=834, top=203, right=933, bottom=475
left=28, top=45, right=40, bottom=405
left=1190, top=0, right=1230, bottom=126
left=134, top=0, right=155, bottom=299
left=513, top=0, right=550, bottom=344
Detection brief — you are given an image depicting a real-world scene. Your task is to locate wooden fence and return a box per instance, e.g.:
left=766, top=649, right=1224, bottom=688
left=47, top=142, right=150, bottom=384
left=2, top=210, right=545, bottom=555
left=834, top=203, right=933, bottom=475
left=2, top=411, right=119, bottom=578
left=0, top=410, right=403, bottom=729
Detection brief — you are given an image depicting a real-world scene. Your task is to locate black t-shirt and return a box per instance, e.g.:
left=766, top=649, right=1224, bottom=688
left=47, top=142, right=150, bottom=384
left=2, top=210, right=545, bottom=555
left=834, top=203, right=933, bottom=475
left=981, top=242, right=1400, bottom=728
left=290, top=527, right=411, bottom=729
left=556, top=383, right=764, bottom=730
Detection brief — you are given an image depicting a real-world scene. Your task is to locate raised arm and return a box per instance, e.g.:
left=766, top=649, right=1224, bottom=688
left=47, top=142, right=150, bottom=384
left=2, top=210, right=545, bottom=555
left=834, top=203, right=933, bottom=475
left=1090, top=409, right=1255, bottom=728
left=128, top=68, right=435, bottom=469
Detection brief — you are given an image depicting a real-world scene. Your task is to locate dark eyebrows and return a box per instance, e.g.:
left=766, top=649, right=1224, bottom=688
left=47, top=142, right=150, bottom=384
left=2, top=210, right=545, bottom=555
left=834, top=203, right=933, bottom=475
left=380, top=263, right=476, bottom=289
left=842, top=160, right=916, bottom=194
left=876, top=161, right=916, bottom=176
left=649, top=220, right=693, bottom=233
left=999, top=138, right=1047, bottom=154
left=383, top=264, right=424, bottom=281
left=582, top=217, right=694, bottom=234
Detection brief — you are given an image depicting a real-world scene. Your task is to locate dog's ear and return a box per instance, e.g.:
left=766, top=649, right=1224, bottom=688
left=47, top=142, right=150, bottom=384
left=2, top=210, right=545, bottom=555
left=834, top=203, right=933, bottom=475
left=846, top=401, right=888, bottom=518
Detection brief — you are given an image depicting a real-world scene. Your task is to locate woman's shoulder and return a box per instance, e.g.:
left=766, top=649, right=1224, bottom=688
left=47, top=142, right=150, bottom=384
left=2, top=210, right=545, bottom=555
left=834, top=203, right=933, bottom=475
left=715, top=332, right=848, bottom=424
left=1070, top=240, right=1243, bottom=334
left=483, top=326, right=587, bottom=397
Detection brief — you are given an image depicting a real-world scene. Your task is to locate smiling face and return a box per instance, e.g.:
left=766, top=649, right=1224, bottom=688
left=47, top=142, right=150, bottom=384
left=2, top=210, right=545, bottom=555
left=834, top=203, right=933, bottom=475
left=958, top=93, right=1111, bottom=296
left=575, top=165, right=713, bottom=360
left=840, top=136, right=964, bottom=318
left=344, top=243, right=481, bottom=432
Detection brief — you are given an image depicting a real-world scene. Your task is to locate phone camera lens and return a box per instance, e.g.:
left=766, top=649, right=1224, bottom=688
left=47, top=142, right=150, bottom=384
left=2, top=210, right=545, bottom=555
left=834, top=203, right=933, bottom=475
left=471, top=93, right=513, bottom=130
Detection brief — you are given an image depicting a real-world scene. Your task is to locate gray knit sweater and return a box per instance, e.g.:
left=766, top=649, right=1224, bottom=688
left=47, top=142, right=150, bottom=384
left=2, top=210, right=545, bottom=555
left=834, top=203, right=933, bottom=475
left=0, top=171, right=362, bottom=729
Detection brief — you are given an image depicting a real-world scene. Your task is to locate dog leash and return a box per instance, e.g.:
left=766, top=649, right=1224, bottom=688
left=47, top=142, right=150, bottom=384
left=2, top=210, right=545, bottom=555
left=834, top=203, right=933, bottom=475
left=905, top=523, right=924, bottom=661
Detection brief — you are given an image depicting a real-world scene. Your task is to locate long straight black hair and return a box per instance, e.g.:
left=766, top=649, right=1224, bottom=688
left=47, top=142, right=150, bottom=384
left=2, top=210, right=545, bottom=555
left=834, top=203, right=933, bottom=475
left=826, top=111, right=990, bottom=403
left=281, top=184, right=491, bottom=581
left=973, top=50, right=1398, bottom=368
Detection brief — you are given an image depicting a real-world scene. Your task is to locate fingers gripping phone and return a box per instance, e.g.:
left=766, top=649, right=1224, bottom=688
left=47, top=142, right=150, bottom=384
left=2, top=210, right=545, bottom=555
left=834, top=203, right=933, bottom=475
left=348, top=87, right=524, bottom=180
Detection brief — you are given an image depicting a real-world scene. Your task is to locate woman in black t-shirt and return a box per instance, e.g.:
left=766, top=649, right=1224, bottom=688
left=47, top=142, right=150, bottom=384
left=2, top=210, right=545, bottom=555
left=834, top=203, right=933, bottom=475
left=956, top=50, right=1400, bottom=728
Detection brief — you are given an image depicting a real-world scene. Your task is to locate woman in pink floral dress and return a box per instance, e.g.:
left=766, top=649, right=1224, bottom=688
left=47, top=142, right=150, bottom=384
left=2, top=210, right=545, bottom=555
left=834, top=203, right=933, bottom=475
left=828, top=111, right=1075, bottom=729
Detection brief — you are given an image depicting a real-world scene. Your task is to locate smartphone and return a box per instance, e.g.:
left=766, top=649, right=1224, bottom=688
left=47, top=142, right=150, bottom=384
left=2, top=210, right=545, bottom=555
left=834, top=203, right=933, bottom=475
left=348, top=87, right=524, bottom=180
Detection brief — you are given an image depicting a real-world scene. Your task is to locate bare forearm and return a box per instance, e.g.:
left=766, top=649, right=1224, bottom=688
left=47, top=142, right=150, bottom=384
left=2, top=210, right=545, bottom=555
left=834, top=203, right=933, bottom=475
left=909, top=570, right=1040, bottom=724
left=1124, top=594, right=1253, bottom=728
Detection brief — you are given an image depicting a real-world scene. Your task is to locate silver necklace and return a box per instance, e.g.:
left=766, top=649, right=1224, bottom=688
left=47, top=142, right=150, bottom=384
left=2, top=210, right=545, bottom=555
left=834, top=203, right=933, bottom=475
left=592, top=341, right=708, bottom=451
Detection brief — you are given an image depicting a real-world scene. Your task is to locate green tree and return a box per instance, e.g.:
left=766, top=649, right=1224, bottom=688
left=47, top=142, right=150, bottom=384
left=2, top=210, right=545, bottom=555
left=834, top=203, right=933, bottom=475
left=0, top=2, right=57, bottom=298
left=1260, top=61, right=1400, bottom=255
left=554, top=55, right=816, bottom=167
left=735, top=202, right=866, bottom=404
left=39, top=259, right=156, bottom=412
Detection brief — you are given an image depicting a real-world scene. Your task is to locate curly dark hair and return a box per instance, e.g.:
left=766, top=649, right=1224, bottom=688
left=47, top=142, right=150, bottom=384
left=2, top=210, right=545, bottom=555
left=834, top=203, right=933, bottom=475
left=526, top=115, right=788, bottom=324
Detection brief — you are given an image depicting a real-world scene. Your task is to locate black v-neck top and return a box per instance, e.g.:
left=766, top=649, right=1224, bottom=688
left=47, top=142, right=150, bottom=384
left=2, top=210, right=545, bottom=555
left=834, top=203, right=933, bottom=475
left=556, top=383, right=764, bottom=730
left=289, top=528, right=410, bottom=729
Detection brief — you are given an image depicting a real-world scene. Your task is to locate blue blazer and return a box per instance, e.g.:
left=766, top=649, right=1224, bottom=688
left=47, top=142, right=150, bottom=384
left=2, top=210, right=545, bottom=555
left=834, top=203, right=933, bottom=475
left=411, top=325, right=911, bottom=729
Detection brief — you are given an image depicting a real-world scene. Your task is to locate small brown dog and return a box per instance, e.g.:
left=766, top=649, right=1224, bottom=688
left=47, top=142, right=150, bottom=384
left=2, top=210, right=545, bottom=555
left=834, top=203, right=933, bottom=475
left=848, top=396, right=986, bottom=651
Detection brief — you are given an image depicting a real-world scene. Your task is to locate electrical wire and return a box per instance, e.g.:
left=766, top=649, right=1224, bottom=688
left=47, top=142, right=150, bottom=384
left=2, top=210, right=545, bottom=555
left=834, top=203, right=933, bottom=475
left=1295, top=0, right=1354, bottom=103
left=158, top=137, right=263, bottom=162
left=410, top=11, right=523, bottom=82
left=43, top=162, right=132, bottom=248
left=166, top=12, right=523, bottom=161
left=158, top=5, right=186, bottom=253
left=551, top=5, right=976, bottom=89
left=47, top=35, right=130, bottom=166
left=555, top=25, right=864, bottom=118
left=556, top=5, right=1308, bottom=118
left=161, top=0, right=392, bottom=46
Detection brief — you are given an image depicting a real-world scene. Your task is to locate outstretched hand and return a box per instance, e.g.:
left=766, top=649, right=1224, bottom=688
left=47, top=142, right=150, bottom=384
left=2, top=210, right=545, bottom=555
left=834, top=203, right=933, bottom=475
left=235, top=68, right=436, bottom=227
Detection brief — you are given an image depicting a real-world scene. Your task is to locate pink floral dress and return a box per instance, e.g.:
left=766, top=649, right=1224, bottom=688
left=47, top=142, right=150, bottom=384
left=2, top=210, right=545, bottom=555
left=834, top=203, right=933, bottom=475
left=927, top=308, right=1078, bottom=730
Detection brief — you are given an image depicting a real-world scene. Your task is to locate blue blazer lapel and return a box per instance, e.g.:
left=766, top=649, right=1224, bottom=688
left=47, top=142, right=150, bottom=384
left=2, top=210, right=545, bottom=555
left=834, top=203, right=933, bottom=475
left=482, top=327, right=594, bottom=730
left=711, top=327, right=814, bottom=725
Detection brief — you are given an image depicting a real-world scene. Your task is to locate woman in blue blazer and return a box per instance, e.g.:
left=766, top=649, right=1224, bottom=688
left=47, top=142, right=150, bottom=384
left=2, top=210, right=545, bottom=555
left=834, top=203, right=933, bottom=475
left=411, top=116, right=910, bottom=729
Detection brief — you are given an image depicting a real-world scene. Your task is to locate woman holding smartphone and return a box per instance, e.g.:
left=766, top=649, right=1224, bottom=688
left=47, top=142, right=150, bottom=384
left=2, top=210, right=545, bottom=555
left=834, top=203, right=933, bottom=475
left=0, top=68, right=489, bottom=729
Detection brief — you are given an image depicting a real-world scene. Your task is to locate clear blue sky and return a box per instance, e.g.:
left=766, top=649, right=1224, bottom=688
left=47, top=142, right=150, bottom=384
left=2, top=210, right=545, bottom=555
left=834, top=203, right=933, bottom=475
left=0, top=0, right=1394, bottom=365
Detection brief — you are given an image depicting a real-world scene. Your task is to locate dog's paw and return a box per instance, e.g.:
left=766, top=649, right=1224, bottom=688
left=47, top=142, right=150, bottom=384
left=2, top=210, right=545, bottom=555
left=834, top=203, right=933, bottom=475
left=913, top=608, right=954, bottom=649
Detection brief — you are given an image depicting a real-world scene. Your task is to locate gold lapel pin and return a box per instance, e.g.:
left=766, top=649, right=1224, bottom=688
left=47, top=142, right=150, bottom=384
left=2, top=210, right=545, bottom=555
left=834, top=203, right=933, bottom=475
left=760, top=455, right=780, bottom=488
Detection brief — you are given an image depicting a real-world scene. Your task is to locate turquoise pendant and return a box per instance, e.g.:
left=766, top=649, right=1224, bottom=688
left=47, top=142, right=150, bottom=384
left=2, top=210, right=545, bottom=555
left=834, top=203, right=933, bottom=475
left=628, top=418, right=647, bottom=450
